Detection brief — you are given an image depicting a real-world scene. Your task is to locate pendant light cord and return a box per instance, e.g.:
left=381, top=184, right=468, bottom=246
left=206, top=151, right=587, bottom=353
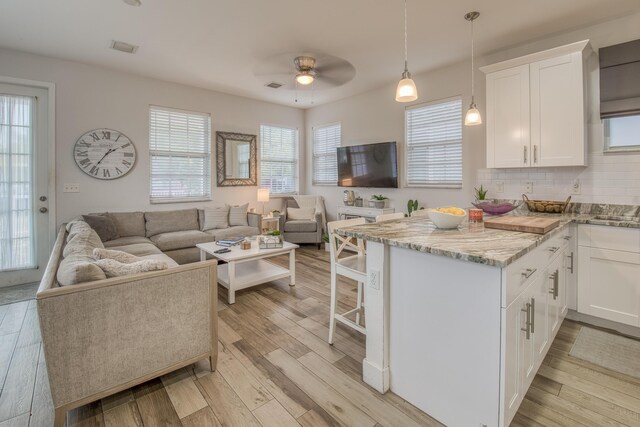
left=470, top=17, right=475, bottom=102
left=404, top=0, right=408, bottom=72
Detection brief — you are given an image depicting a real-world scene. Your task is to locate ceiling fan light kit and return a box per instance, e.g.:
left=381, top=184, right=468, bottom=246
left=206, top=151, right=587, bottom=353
left=294, top=56, right=317, bottom=85
left=395, top=0, right=418, bottom=103
left=464, top=11, right=482, bottom=126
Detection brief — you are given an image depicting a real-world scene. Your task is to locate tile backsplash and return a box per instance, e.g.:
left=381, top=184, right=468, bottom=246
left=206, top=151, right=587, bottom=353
left=477, top=153, right=640, bottom=205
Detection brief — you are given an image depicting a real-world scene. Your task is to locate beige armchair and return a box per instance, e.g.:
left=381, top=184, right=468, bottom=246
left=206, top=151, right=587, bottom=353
left=279, top=199, right=323, bottom=248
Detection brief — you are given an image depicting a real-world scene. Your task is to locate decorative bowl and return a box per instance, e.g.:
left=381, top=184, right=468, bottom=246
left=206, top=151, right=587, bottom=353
left=471, top=200, right=522, bottom=216
left=427, top=208, right=466, bottom=229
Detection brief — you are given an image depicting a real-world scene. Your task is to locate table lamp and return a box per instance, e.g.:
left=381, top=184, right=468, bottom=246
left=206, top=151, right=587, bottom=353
left=257, top=188, right=270, bottom=215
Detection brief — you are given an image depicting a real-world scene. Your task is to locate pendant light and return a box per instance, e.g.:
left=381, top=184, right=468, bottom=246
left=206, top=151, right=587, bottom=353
left=464, top=11, right=482, bottom=126
left=395, top=0, right=418, bottom=102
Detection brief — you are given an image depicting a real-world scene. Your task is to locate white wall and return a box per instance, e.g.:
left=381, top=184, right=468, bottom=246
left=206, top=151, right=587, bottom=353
left=0, top=48, right=305, bottom=224
left=306, top=12, right=640, bottom=219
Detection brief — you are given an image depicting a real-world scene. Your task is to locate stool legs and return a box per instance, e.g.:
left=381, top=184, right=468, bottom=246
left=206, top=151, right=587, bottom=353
left=328, top=267, right=338, bottom=345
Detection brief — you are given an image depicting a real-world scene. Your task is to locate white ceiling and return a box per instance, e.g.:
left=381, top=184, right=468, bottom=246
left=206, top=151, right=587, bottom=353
left=1, top=0, right=639, bottom=108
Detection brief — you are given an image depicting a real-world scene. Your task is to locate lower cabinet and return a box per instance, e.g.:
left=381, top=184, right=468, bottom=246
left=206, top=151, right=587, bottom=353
left=578, top=246, right=640, bottom=326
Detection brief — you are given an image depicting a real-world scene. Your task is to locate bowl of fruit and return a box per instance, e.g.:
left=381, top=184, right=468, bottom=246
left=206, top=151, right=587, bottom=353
left=427, top=207, right=466, bottom=229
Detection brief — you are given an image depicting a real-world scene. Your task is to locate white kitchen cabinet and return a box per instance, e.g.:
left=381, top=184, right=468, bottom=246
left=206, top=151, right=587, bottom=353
left=482, top=40, right=592, bottom=169
left=578, top=225, right=640, bottom=327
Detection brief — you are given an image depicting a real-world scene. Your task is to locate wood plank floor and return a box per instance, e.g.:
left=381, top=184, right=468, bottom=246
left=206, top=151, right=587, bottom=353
left=1, top=247, right=640, bottom=426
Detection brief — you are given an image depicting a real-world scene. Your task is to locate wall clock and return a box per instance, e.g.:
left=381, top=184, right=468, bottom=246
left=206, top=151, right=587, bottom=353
left=73, top=128, right=136, bottom=180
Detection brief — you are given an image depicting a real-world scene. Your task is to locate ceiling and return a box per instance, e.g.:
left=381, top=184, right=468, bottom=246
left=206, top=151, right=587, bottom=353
left=1, top=0, right=639, bottom=108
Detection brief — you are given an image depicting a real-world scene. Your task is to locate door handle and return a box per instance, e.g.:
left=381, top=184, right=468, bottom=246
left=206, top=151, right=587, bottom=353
left=521, top=302, right=532, bottom=340
left=533, top=145, right=538, bottom=164
left=549, top=270, right=559, bottom=299
left=39, top=195, right=47, bottom=202
left=39, top=207, right=48, bottom=213
left=530, top=297, right=536, bottom=334
left=567, top=252, right=574, bottom=274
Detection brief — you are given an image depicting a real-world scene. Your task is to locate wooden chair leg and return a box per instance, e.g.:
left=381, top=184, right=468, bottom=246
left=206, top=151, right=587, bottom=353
left=328, top=268, right=338, bottom=345
left=356, top=282, right=362, bottom=325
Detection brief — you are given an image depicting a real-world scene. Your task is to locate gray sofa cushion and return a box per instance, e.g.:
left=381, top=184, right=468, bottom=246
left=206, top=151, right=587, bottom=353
left=57, top=254, right=107, bottom=286
left=149, top=230, right=214, bottom=251
left=63, top=224, right=104, bottom=258
left=284, top=220, right=317, bottom=233
left=107, top=212, right=146, bottom=237
left=104, top=243, right=162, bottom=257
left=145, top=209, right=199, bottom=237
left=104, top=236, right=153, bottom=248
left=203, top=205, right=230, bottom=230
left=205, top=226, right=258, bottom=241
left=82, top=215, right=119, bottom=242
left=229, top=203, right=249, bottom=226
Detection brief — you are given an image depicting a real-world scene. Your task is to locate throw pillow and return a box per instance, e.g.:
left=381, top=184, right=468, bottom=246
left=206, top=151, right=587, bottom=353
left=203, top=205, right=230, bottom=230
left=287, top=207, right=316, bottom=220
left=229, top=203, right=249, bottom=226
left=93, top=248, right=142, bottom=264
left=57, top=254, right=107, bottom=286
left=95, top=258, right=168, bottom=278
left=82, top=215, right=120, bottom=242
left=63, top=227, right=105, bottom=258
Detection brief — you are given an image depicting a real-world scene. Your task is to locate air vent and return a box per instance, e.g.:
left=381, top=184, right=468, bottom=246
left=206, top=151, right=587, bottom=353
left=110, top=40, right=139, bottom=54
left=266, top=82, right=283, bottom=89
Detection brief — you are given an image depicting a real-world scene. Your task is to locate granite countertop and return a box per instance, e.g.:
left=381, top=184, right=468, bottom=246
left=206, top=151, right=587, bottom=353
left=337, top=204, right=640, bottom=268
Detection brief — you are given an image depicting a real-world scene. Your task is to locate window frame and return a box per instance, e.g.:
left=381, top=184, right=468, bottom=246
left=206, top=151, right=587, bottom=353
left=259, top=123, right=299, bottom=196
left=603, top=116, right=640, bottom=153
left=312, top=122, right=341, bottom=186
left=404, top=96, right=463, bottom=189
left=148, top=105, right=212, bottom=204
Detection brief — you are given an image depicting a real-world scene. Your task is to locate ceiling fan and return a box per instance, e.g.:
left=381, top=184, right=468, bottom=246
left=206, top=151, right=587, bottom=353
left=254, top=52, right=356, bottom=90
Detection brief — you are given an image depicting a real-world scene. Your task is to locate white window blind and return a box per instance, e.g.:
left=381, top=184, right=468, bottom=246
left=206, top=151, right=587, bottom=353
left=149, top=106, right=211, bottom=203
left=0, top=94, right=35, bottom=271
left=260, top=124, right=298, bottom=194
left=405, top=97, right=462, bottom=188
left=313, top=123, right=341, bottom=185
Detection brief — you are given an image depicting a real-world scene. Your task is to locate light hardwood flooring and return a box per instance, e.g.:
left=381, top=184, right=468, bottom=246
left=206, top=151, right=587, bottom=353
left=1, top=247, right=640, bottom=426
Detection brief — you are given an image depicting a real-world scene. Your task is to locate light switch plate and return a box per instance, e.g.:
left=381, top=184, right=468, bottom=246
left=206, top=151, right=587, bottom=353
left=63, top=183, right=80, bottom=193
left=571, top=179, right=581, bottom=195
left=523, top=182, right=533, bottom=194
left=495, top=181, right=504, bottom=193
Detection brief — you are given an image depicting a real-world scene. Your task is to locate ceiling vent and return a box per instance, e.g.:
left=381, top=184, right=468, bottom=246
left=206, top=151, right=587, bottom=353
left=265, top=82, right=283, bottom=89
left=110, top=40, right=139, bottom=54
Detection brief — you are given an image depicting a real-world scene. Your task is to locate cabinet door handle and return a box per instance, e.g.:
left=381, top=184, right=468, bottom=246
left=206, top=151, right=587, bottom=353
left=530, top=297, right=536, bottom=334
left=533, top=145, right=538, bottom=164
left=524, top=146, right=528, bottom=165
left=521, top=302, right=532, bottom=340
left=549, top=270, right=559, bottom=299
left=521, top=268, right=537, bottom=279
left=567, top=252, right=574, bottom=274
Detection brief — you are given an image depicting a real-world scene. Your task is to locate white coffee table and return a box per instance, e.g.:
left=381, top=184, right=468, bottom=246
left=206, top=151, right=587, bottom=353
left=197, top=240, right=299, bottom=304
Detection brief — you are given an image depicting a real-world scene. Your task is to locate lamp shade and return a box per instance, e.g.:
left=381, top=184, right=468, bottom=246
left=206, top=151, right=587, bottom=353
left=395, top=77, right=418, bottom=102
left=464, top=104, right=482, bottom=126
left=257, top=188, right=270, bottom=202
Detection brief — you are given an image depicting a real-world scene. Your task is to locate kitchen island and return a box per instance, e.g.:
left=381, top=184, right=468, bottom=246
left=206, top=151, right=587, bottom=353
left=337, top=207, right=639, bottom=427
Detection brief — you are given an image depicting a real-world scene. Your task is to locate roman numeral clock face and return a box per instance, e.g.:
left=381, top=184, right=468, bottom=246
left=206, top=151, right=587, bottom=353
left=73, top=129, right=136, bottom=180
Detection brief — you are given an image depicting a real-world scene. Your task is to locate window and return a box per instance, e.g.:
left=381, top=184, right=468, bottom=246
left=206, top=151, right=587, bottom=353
left=313, top=123, right=341, bottom=185
left=604, top=116, right=640, bottom=152
left=149, top=106, right=211, bottom=203
left=405, top=97, right=462, bottom=188
left=260, top=124, right=298, bottom=194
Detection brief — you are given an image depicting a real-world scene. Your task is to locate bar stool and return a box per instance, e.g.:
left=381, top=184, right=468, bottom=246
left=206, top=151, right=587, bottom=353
left=327, top=218, right=367, bottom=344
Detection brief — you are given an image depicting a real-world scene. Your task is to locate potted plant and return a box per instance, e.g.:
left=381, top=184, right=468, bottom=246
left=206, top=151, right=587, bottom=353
left=322, top=233, right=330, bottom=252
left=474, top=185, right=488, bottom=201
left=271, top=209, right=281, bottom=218
left=370, top=194, right=388, bottom=209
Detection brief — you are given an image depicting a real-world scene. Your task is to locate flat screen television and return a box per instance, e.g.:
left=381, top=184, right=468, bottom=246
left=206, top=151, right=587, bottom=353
left=337, top=141, right=398, bottom=188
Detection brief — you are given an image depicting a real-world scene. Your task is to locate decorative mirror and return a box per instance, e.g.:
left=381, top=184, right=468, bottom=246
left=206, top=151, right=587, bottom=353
left=216, top=131, right=257, bottom=186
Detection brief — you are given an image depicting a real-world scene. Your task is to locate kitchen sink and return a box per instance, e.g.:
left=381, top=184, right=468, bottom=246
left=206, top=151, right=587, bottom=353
left=593, top=215, right=640, bottom=222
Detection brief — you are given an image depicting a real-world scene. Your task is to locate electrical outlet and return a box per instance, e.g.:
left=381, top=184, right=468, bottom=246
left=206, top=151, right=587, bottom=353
left=571, top=179, right=581, bottom=195
left=369, top=270, right=380, bottom=290
left=524, top=182, right=533, bottom=194
left=495, top=181, right=504, bottom=193
left=63, top=183, right=80, bottom=193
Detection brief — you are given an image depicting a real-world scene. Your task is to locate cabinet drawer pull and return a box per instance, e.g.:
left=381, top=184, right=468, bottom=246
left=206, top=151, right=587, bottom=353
left=547, top=246, right=560, bottom=253
left=548, top=270, right=559, bottom=299
left=530, top=297, right=536, bottom=334
left=567, top=252, right=574, bottom=274
left=521, top=302, right=532, bottom=340
left=533, top=145, right=538, bottom=163
left=563, top=235, right=571, bottom=241
left=521, top=268, right=537, bottom=279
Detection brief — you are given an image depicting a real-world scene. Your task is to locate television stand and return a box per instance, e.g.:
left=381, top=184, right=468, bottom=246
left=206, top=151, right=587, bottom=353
left=336, top=205, right=396, bottom=223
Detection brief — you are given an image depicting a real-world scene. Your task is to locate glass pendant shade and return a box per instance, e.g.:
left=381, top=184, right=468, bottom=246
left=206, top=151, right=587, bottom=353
left=395, top=71, right=418, bottom=102
left=295, top=72, right=314, bottom=85
left=465, top=101, right=482, bottom=126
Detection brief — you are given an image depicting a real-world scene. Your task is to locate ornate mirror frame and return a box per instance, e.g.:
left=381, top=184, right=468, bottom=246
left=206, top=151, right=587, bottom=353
left=216, top=131, right=257, bottom=186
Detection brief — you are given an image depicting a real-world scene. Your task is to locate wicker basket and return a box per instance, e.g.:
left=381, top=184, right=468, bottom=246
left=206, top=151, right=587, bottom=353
left=523, top=194, right=571, bottom=214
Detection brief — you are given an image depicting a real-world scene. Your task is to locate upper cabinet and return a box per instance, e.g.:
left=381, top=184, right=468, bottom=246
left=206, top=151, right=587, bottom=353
left=482, top=41, right=593, bottom=168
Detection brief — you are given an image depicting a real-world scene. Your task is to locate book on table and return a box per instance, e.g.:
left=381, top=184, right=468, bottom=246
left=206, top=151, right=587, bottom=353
left=216, top=237, right=245, bottom=247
